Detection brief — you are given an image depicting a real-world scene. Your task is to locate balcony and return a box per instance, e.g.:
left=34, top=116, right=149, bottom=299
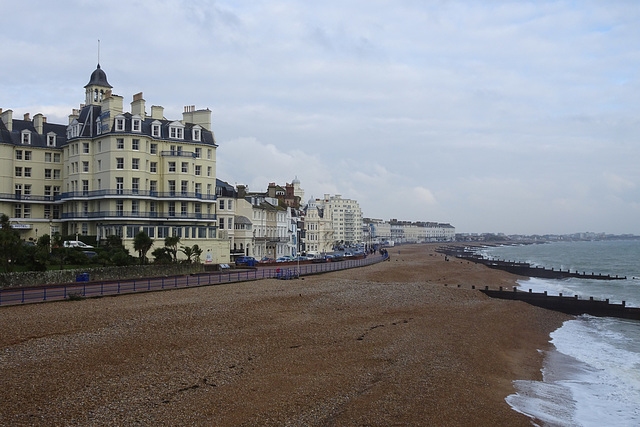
left=61, top=211, right=217, bottom=220
left=58, top=189, right=217, bottom=201
left=160, top=150, right=197, bottom=158
left=0, top=193, right=59, bottom=202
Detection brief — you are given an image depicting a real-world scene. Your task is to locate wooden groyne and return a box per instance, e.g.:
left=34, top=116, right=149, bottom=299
left=437, top=246, right=627, bottom=280
left=480, top=287, right=640, bottom=321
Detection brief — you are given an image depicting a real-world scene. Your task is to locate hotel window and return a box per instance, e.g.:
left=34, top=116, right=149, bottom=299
left=21, top=131, right=31, bottom=144
left=152, top=124, right=160, bottom=137
left=116, top=177, right=124, bottom=194
left=115, top=117, right=125, bottom=131
left=82, top=180, right=89, bottom=194
left=54, top=169, right=61, bottom=179
left=150, top=180, right=157, bottom=193
left=132, top=158, right=140, bottom=170
left=219, top=217, right=224, bottom=229
left=181, top=180, right=188, bottom=194
left=117, top=138, right=124, bottom=149
left=44, top=186, right=51, bottom=198
left=149, top=201, right=157, bottom=215
left=132, top=200, right=139, bottom=215
left=168, top=161, right=176, bottom=172
left=44, top=169, right=52, bottom=179
left=150, top=143, right=157, bottom=154
left=98, top=141, right=102, bottom=152
left=47, top=134, right=56, bottom=147
left=116, top=200, right=124, bottom=216
left=195, top=147, right=201, bottom=158
left=195, top=165, right=201, bottom=176
left=54, top=153, right=61, bottom=162
left=132, top=118, right=141, bottom=132
left=15, top=167, right=22, bottom=177
left=116, top=158, right=124, bottom=169
left=207, top=166, right=211, bottom=177
left=181, top=202, right=188, bottom=216
left=219, top=199, right=224, bottom=210
left=15, top=184, right=22, bottom=196
left=181, top=162, right=188, bottom=173
left=132, top=139, right=139, bottom=150
left=150, top=162, right=157, bottom=173
left=193, top=128, right=201, bottom=141
left=228, top=200, right=233, bottom=210
left=24, top=151, right=32, bottom=161
left=194, top=203, right=201, bottom=215
left=82, top=223, right=88, bottom=235
left=207, top=149, right=212, bottom=159
left=195, top=183, right=202, bottom=195
left=23, top=184, right=31, bottom=198
left=45, top=152, right=52, bottom=162
left=15, top=150, right=22, bottom=160
left=83, top=142, right=89, bottom=154
left=83, top=161, right=89, bottom=173
left=168, top=180, right=176, bottom=194
left=44, top=205, right=51, bottom=219
left=132, top=177, right=140, bottom=194
left=98, top=160, right=102, bottom=171
left=168, top=202, right=176, bottom=217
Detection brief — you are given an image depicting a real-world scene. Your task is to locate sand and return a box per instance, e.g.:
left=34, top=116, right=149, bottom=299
left=0, top=244, right=570, bottom=426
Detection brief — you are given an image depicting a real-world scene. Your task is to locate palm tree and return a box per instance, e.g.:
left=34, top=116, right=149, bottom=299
left=164, top=236, right=180, bottom=262
left=133, top=231, right=153, bottom=265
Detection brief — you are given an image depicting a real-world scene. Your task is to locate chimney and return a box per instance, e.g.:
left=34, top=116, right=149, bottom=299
left=151, top=105, right=164, bottom=120
left=237, top=185, right=247, bottom=199
left=0, top=109, right=12, bottom=132
left=131, top=92, right=146, bottom=117
left=34, top=113, right=44, bottom=134
left=24, top=113, right=30, bottom=121
left=182, top=106, right=212, bottom=130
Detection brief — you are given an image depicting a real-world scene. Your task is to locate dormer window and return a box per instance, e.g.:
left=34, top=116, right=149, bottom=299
left=169, top=121, right=184, bottom=140
left=132, top=115, right=142, bottom=132
left=192, top=125, right=201, bottom=141
left=115, top=115, right=125, bottom=131
left=47, top=133, right=56, bottom=147
left=21, top=130, right=31, bottom=145
left=151, top=120, right=161, bottom=138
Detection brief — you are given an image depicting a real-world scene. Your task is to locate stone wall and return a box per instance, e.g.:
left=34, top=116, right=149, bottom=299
left=0, top=264, right=205, bottom=289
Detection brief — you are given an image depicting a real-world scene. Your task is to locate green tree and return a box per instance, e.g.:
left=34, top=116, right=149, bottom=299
left=0, top=214, right=22, bottom=272
left=151, top=247, right=172, bottom=264
left=133, top=231, right=153, bottom=265
left=180, top=245, right=194, bottom=264
left=192, top=244, right=203, bottom=264
left=164, top=236, right=180, bottom=262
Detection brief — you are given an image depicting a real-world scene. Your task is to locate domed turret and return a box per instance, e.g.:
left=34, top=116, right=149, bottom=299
left=84, top=64, right=113, bottom=105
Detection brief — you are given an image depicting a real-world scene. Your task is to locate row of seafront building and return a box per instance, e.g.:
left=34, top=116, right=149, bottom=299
left=0, top=64, right=454, bottom=263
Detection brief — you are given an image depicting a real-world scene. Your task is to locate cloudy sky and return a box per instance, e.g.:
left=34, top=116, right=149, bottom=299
left=2, top=0, right=639, bottom=235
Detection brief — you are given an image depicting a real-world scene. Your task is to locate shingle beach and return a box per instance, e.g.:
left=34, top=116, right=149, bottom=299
left=0, top=244, right=569, bottom=426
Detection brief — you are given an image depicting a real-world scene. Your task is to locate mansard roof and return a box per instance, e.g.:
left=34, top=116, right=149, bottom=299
left=0, top=117, right=67, bottom=148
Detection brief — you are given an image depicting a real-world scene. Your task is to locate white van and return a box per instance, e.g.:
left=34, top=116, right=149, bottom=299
left=63, top=240, right=94, bottom=249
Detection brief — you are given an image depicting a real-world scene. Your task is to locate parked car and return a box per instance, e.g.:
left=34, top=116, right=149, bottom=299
left=276, top=256, right=294, bottom=263
left=63, top=240, right=94, bottom=249
left=82, top=251, right=98, bottom=258
left=235, top=256, right=256, bottom=266
left=259, top=257, right=275, bottom=263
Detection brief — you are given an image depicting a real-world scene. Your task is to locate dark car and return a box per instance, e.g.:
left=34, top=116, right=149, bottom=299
left=235, top=256, right=257, bottom=266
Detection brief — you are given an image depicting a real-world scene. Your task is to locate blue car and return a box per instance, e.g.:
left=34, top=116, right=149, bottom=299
left=235, top=256, right=256, bottom=266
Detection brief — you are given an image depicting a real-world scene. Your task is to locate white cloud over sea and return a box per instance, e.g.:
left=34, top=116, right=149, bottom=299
left=2, top=0, right=640, bottom=234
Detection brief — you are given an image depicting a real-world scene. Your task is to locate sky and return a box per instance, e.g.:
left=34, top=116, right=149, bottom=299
left=2, top=0, right=640, bottom=235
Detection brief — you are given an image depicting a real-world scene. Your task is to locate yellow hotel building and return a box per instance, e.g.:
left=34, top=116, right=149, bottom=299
left=0, top=64, right=229, bottom=262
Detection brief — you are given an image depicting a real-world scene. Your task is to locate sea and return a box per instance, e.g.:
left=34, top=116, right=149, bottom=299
left=480, top=240, right=640, bottom=427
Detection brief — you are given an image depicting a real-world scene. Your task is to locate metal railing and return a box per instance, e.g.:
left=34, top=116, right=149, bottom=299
left=61, top=211, right=217, bottom=220
left=58, top=189, right=217, bottom=201
left=0, top=253, right=388, bottom=306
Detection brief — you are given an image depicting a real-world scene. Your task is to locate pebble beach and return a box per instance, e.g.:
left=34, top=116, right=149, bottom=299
left=0, top=244, right=570, bottom=426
